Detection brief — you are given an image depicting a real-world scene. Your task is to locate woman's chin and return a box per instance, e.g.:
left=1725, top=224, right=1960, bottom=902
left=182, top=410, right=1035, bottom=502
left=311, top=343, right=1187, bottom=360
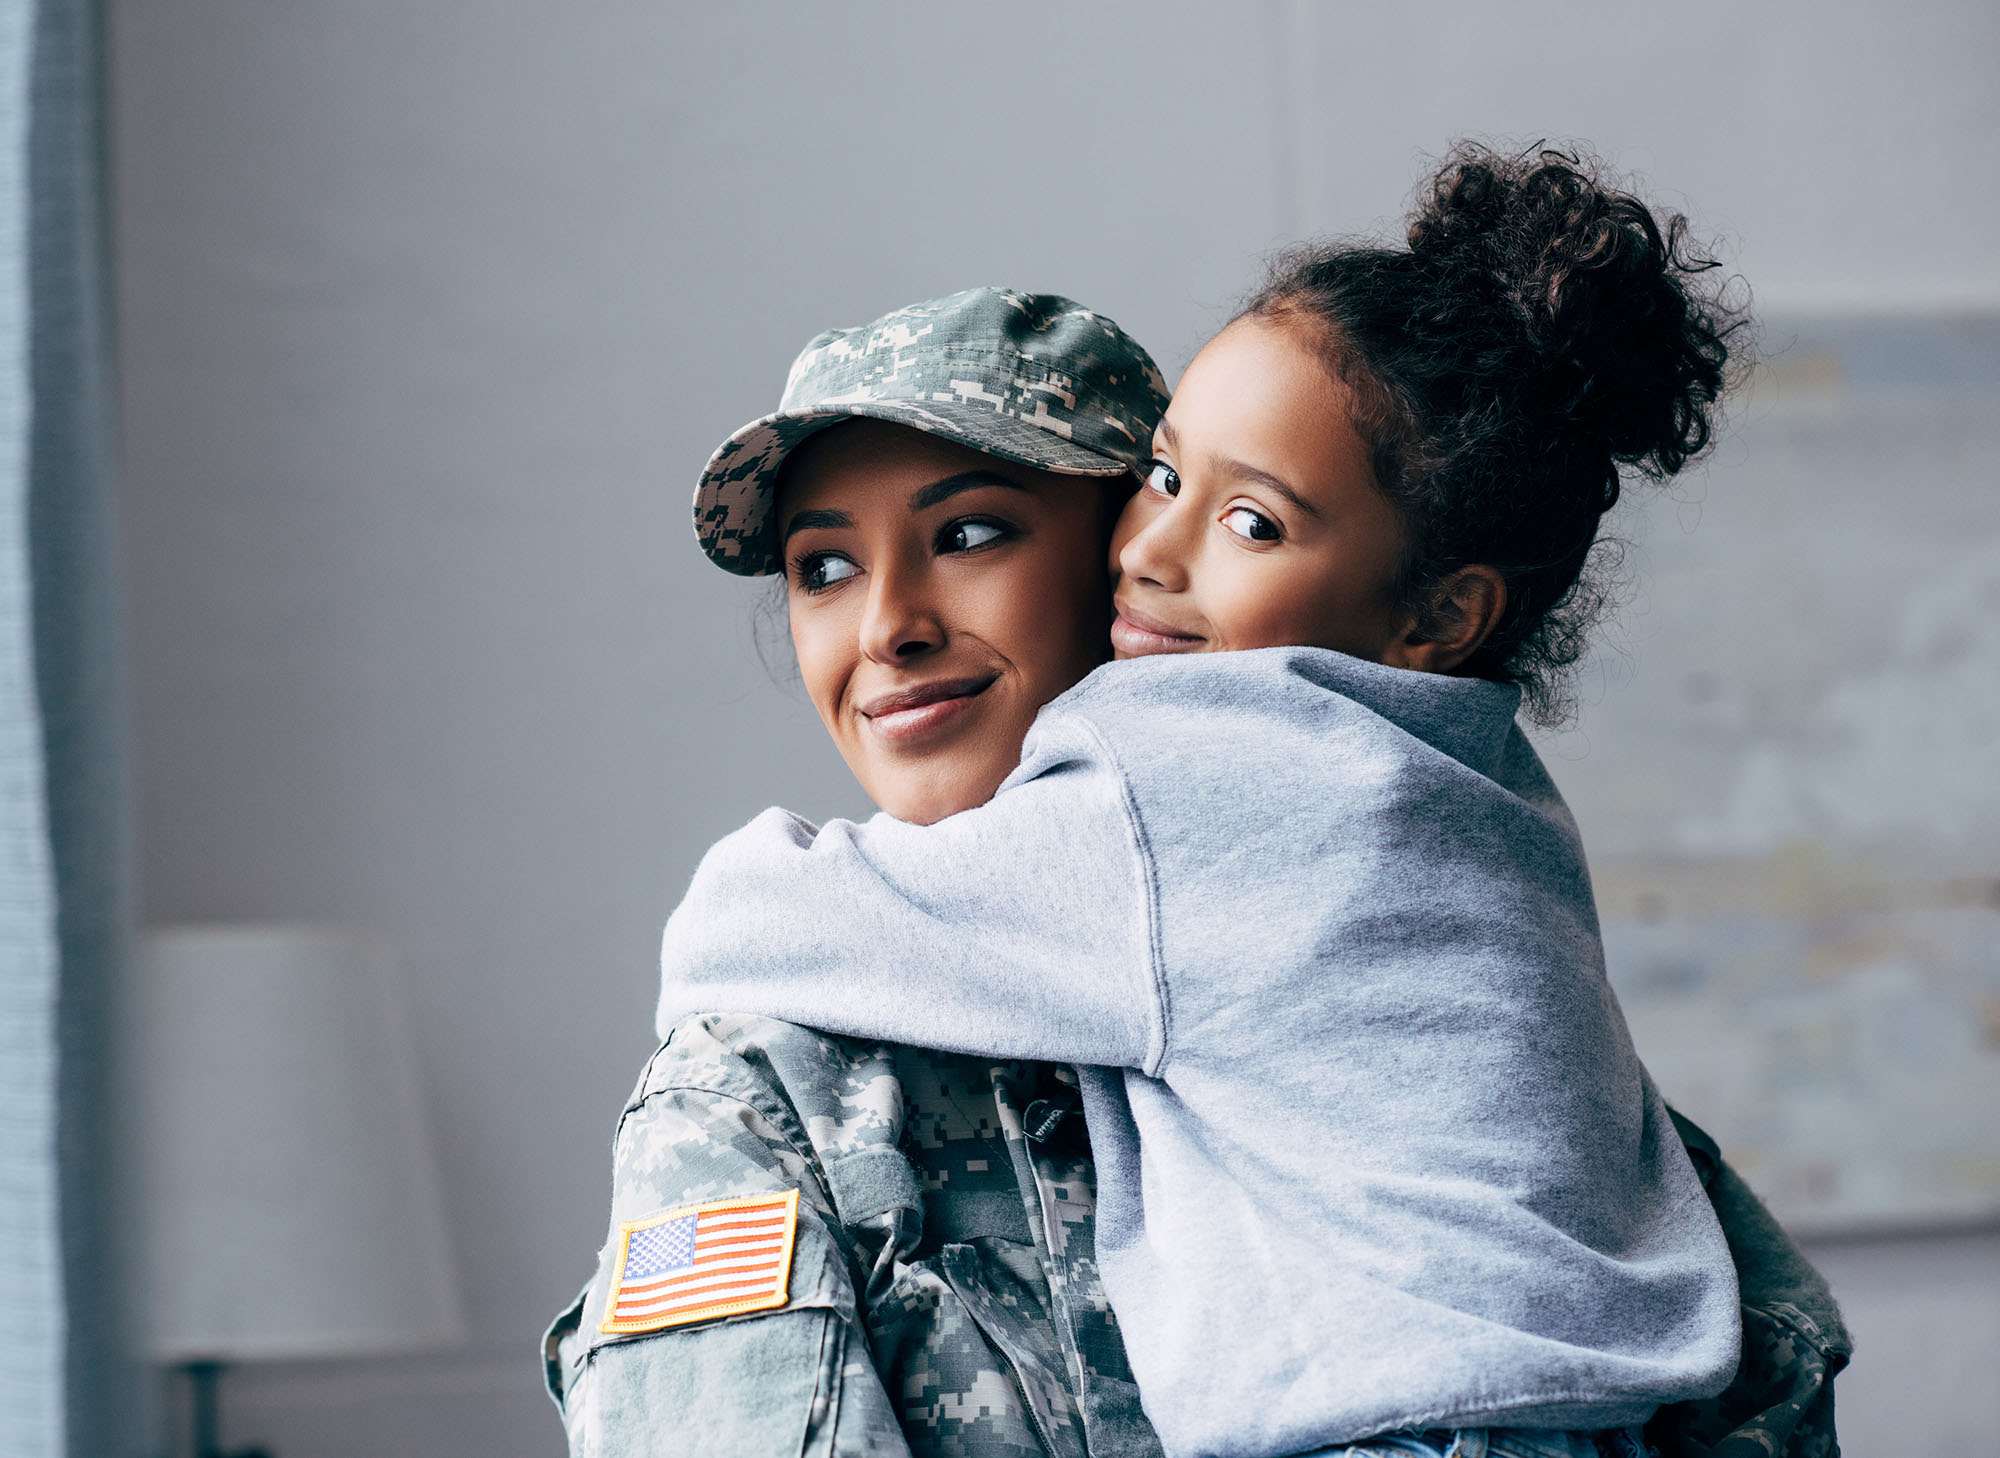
left=889, top=799, right=977, bottom=826
left=860, top=754, right=1012, bottom=826
left=875, top=780, right=999, bottom=825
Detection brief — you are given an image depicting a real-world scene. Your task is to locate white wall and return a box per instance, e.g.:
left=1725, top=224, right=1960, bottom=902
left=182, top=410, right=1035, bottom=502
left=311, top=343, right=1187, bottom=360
left=111, top=3, right=1999, bottom=1454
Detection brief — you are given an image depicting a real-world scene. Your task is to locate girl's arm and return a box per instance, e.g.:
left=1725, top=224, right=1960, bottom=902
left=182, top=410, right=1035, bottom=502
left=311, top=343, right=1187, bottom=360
left=657, top=738, right=1164, bottom=1075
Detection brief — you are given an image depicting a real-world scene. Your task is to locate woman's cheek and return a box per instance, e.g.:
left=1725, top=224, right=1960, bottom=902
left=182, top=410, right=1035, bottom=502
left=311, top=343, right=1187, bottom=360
left=788, top=610, right=851, bottom=729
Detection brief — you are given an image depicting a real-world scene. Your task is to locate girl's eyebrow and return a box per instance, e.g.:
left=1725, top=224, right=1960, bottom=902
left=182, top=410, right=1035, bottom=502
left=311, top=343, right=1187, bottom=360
left=1159, top=417, right=1322, bottom=520
left=1215, top=458, right=1324, bottom=521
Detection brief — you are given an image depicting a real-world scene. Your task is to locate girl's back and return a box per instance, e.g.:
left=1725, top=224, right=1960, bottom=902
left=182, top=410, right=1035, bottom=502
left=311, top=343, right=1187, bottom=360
left=1043, top=648, right=1738, bottom=1454
left=659, top=644, right=1741, bottom=1454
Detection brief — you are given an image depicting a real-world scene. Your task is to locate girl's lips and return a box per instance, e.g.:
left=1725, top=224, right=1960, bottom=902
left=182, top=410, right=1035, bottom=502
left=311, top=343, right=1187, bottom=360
left=860, top=675, right=998, bottom=746
left=1111, top=603, right=1206, bottom=656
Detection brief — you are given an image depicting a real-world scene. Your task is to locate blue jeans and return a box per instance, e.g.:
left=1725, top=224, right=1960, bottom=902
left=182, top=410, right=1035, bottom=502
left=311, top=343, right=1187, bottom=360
left=1307, top=1427, right=1655, bottom=1458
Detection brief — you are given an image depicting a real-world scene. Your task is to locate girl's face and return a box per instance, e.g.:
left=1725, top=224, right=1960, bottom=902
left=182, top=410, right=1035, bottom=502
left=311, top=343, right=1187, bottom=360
left=779, top=420, right=1112, bottom=825
left=1110, top=316, right=1416, bottom=662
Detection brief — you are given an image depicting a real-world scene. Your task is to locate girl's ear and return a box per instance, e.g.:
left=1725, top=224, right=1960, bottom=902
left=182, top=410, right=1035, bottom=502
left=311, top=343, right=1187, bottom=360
left=1383, top=565, right=1507, bottom=675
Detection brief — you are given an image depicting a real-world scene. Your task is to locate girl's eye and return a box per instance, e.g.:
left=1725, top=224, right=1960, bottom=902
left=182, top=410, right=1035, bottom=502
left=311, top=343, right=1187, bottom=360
left=939, top=518, right=1011, bottom=554
left=1221, top=506, right=1282, bottom=543
left=1143, top=460, right=1180, bottom=498
left=793, top=551, right=860, bottom=593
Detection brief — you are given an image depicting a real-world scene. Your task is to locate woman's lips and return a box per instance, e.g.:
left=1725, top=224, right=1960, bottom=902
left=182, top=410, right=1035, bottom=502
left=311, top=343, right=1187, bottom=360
left=1111, top=600, right=1206, bottom=655
left=859, top=675, right=999, bottom=746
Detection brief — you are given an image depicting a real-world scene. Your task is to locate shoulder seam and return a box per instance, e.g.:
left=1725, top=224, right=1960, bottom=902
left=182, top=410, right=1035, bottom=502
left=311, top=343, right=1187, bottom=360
left=1068, top=714, right=1172, bottom=1077
left=619, top=1077, right=811, bottom=1163
left=625, top=1026, right=822, bottom=1168
left=1747, top=1298, right=1854, bottom=1364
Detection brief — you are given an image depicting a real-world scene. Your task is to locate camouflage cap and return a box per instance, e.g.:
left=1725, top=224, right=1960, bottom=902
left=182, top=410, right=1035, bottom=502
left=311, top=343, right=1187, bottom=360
left=694, top=287, right=1170, bottom=575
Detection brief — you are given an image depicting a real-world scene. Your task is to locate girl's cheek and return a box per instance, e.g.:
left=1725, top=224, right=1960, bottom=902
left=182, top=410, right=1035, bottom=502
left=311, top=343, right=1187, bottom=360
left=1209, top=564, right=1289, bottom=651
left=1107, top=493, right=1156, bottom=567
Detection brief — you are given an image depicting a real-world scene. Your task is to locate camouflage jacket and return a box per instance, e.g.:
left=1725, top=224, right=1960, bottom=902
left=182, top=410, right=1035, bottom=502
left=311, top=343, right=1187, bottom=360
left=1645, top=1113, right=1852, bottom=1458
left=545, top=1013, right=1158, bottom=1458
left=545, top=1017, right=1848, bottom=1458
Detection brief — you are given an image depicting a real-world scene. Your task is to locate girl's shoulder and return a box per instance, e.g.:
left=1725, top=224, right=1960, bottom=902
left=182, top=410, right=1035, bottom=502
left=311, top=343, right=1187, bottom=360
left=1034, top=647, right=1526, bottom=788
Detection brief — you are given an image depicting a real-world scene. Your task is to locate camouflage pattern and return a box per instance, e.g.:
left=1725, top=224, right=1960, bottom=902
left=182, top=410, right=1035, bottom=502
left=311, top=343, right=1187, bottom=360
left=546, top=1027, right=1843, bottom=1458
left=694, top=287, right=1171, bottom=576
left=542, top=1015, right=908, bottom=1457
left=1644, top=1114, right=1852, bottom=1458
left=544, top=1014, right=1162, bottom=1458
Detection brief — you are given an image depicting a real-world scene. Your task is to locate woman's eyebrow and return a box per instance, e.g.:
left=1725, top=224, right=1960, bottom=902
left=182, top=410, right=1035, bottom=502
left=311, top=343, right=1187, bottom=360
left=909, top=470, right=1032, bottom=511
left=781, top=507, right=854, bottom=542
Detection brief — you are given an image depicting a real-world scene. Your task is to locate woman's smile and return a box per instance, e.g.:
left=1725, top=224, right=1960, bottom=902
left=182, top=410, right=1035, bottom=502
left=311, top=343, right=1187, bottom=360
left=857, top=673, right=1000, bottom=746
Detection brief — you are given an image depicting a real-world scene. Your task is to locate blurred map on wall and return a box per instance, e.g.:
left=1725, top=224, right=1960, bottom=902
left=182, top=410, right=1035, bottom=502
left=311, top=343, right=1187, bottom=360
left=1539, top=315, right=2000, bottom=1235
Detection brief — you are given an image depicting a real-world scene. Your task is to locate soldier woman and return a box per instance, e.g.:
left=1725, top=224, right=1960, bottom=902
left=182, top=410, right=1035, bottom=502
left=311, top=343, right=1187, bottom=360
left=548, top=288, right=1179, bottom=1457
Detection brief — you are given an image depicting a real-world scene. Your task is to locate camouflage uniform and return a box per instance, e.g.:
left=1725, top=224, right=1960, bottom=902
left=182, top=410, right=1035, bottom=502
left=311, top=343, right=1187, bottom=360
left=1644, top=1115, right=1852, bottom=1458
left=544, top=1014, right=1158, bottom=1458
left=545, top=1020, right=1847, bottom=1458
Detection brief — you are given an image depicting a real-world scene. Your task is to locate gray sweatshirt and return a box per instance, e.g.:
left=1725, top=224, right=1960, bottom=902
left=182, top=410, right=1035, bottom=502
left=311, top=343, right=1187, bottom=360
left=657, top=647, right=1739, bottom=1457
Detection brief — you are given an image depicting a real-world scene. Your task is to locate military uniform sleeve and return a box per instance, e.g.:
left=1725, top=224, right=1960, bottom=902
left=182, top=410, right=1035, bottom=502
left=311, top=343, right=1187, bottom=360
left=545, top=1020, right=913, bottom=1458
left=657, top=725, right=1164, bottom=1075
left=1646, top=1110, right=1852, bottom=1458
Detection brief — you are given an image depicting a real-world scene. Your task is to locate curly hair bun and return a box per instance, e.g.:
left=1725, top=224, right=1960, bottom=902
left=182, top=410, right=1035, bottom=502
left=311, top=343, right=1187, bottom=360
left=1240, top=142, right=1745, bottom=723
left=1405, top=145, right=1732, bottom=478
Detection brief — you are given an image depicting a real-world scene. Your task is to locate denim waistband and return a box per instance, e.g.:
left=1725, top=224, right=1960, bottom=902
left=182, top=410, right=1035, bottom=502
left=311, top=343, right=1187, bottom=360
left=1306, top=1425, right=1652, bottom=1458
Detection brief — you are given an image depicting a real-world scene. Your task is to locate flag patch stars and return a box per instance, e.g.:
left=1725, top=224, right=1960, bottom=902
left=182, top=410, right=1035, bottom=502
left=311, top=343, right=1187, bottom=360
left=600, top=1190, right=801, bottom=1335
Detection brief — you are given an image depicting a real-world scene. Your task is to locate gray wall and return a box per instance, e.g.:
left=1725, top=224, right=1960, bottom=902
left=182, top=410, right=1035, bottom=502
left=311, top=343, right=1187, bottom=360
left=111, top=3, right=1999, bottom=1454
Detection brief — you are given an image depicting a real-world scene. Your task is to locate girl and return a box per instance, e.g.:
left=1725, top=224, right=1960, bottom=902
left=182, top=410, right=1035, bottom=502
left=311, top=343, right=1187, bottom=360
left=659, top=144, right=1739, bottom=1456
left=659, top=147, right=1756, bottom=1457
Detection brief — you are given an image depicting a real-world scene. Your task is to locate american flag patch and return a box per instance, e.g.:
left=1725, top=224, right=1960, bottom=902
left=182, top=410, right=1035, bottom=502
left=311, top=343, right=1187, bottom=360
left=600, top=1189, right=801, bottom=1335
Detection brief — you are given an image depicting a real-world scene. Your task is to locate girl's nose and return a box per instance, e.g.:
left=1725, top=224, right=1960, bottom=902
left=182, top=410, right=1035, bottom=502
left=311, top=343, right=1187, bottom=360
left=1115, top=497, right=1193, bottom=592
left=857, top=560, right=943, bottom=665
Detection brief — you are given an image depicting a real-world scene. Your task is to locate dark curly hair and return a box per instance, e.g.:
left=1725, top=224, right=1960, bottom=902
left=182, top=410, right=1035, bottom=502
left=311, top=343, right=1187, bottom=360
left=1244, top=142, right=1747, bottom=722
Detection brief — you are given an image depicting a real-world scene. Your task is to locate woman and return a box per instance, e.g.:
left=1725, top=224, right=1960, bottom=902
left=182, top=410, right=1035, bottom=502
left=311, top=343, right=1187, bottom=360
left=547, top=288, right=1173, bottom=1458
left=546, top=287, right=1845, bottom=1458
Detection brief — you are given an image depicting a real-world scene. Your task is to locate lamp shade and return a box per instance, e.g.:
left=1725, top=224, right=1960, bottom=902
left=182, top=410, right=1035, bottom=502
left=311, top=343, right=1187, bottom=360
left=135, top=925, right=464, bottom=1362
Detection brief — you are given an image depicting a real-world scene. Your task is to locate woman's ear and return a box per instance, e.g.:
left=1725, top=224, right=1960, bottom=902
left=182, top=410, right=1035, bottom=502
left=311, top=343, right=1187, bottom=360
left=1383, top=566, right=1507, bottom=675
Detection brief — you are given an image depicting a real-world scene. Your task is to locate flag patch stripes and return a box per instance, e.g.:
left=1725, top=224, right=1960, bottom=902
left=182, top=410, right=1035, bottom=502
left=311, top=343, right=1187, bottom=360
left=600, top=1189, right=801, bottom=1334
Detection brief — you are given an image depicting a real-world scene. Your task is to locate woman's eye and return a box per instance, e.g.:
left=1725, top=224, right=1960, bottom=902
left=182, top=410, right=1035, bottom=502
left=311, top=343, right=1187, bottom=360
left=1144, top=460, right=1180, bottom=498
left=794, top=551, right=860, bottom=593
left=1221, top=506, right=1282, bottom=543
left=940, top=518, right=1010, bottom=554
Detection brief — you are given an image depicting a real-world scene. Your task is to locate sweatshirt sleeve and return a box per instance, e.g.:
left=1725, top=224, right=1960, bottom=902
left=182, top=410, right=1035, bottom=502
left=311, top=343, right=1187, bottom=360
left=656, top=720, right=1164, bottom=1074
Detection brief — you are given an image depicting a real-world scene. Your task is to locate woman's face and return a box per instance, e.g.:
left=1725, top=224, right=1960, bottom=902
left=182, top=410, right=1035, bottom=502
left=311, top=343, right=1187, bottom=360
left=779, top=420, right=1114, bottom=825
left=1109, top=316, right=1414, bottom=660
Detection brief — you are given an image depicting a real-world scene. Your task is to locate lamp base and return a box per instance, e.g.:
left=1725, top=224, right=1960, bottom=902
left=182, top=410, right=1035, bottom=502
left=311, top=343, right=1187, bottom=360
left=181, top=1361, right=272, bottom=1458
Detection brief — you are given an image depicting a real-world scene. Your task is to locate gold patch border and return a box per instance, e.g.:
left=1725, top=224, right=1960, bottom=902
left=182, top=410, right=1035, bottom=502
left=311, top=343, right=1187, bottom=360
left=599, top=1188, right=800, bottom=1336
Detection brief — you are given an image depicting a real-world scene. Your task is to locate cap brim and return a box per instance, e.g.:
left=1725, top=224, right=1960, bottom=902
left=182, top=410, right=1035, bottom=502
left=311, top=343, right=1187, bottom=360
left=693, top=398, right=1140, bottom=577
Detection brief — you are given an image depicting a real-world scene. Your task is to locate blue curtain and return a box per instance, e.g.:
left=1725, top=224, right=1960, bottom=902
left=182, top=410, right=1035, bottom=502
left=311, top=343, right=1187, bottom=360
left=0, top=0, right=132, bottom=1452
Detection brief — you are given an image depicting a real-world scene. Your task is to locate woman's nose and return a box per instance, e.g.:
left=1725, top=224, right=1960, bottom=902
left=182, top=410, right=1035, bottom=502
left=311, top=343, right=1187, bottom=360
left=857, top=561, right=943, bottom=665
left=1114, top=497, right=1193, bottom=592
